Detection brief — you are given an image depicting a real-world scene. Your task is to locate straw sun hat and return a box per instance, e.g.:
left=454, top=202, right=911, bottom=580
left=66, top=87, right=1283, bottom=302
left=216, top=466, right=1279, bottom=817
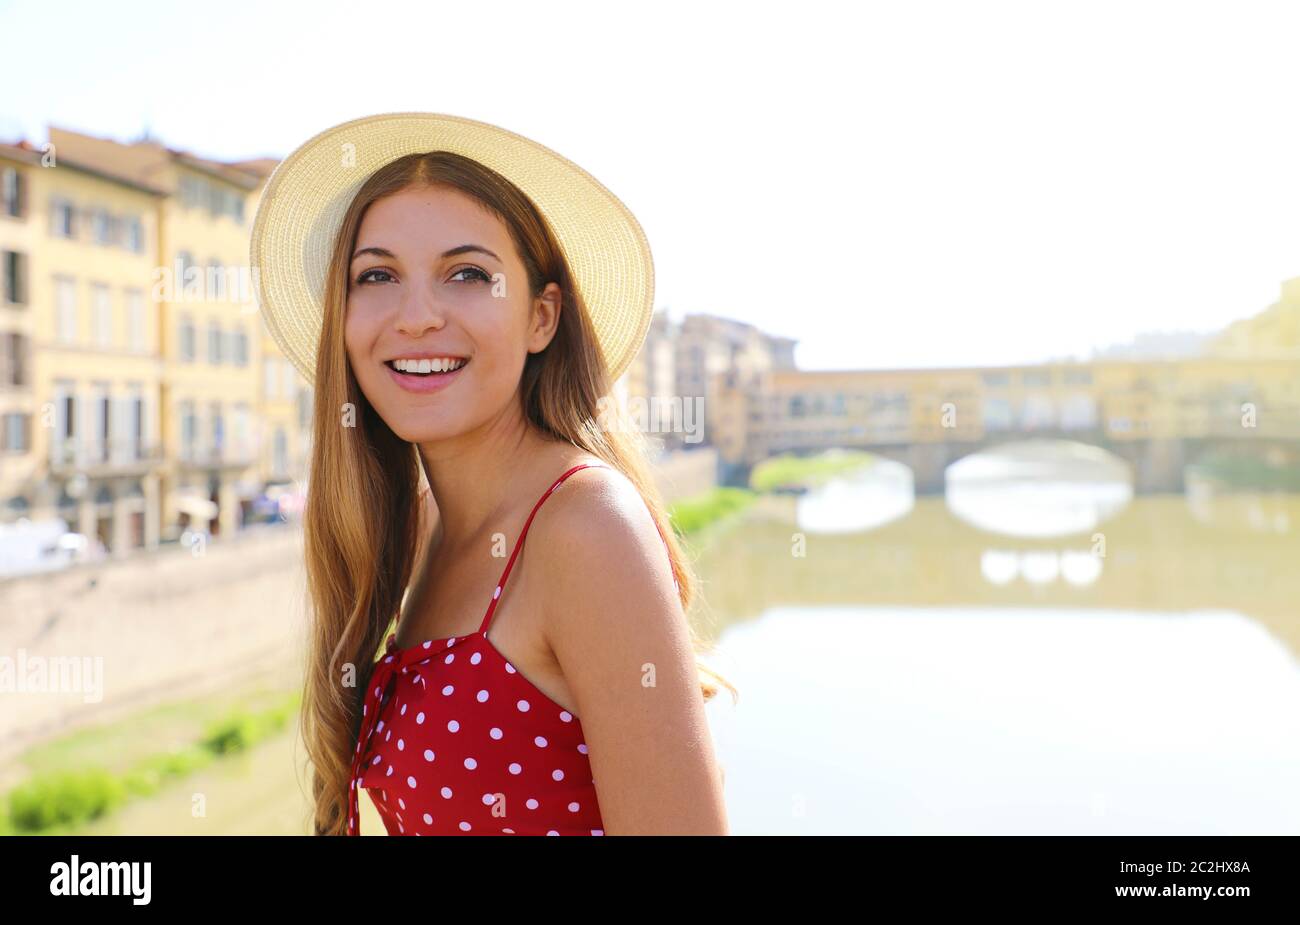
left=249, top=111, right=655, bottom=385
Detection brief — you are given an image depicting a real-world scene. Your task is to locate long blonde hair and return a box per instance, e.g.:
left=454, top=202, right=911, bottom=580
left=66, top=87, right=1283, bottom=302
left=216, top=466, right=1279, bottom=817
left=298, top=151, right=736, bottom=836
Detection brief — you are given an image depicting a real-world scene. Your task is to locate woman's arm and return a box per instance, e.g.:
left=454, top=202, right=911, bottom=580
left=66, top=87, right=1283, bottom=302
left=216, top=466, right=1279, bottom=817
left=533, top=469, right=729, bottom=835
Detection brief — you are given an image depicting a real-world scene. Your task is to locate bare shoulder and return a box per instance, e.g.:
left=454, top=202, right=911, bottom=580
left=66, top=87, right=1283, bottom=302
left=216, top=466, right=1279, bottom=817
left=528, top=461, right=728, bottom=834
left=532, top=461, right=678, bottom=627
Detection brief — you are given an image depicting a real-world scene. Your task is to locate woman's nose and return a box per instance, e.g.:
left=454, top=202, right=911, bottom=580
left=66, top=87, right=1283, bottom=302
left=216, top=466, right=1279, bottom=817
left=394, top=283, right=446, bottom=335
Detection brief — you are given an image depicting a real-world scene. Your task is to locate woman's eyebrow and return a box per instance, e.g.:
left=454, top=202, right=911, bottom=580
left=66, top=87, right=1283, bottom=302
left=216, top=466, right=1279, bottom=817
left=350, top=244, right=502, bottom=263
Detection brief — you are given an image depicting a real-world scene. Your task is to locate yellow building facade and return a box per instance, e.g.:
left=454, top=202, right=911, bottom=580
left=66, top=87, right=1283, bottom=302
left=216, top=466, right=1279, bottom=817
left=0, top=127, right=313, bottom=558
left=0, top=139, right=168, bottom=553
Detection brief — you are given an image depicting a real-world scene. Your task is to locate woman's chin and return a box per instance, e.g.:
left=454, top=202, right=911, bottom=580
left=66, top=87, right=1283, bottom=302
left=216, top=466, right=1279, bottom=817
left=390, top=420, right=464, bottom=445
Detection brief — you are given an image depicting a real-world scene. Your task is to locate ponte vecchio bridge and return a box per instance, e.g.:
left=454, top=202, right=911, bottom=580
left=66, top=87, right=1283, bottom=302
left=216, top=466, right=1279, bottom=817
left=708, top=355, right=1300, bottom=492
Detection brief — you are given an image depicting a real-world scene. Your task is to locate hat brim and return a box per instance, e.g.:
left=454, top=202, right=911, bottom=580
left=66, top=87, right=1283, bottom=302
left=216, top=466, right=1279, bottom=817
left=249, top=111, right=654, bottom=385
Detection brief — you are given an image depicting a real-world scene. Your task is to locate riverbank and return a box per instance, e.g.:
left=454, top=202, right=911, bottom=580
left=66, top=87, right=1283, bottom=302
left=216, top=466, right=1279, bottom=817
left=750, top=449, right=878, bottom=492
left=0, top=681, right=301, bottom=835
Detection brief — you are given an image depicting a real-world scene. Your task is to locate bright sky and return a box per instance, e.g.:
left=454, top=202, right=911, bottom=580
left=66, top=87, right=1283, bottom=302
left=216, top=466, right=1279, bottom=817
left=3, top=0, right=1298, bottom=371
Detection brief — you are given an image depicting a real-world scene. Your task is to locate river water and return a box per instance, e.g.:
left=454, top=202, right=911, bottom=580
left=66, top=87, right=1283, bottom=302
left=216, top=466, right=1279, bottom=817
left=699, top=452, right=1300, bottom=834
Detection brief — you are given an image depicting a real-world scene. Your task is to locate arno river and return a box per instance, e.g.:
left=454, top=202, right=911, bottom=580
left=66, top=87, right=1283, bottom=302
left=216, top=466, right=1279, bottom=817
left=698, top=454, right=1300, bottom=835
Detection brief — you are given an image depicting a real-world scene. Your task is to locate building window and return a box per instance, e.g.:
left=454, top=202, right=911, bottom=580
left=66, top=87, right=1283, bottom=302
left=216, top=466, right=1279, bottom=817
left=1, top=167, right=24, bottom=218
left=273, top=427, right=287, bottom=475
left=233, top=402, right=250, bottom=459
left=264, top=356, right=279, bottom=400
left=180, top=400, right=197, bottom=460
left=177, top=250, right=197, bottom=295
left=133, top=393, right=145, bottom=458
left=51, top=198, right=77, bottom=237
left=91, top=283, right=112, bottom=347
left=92, top=383, right=111, bottom=462
left=55, top=275, right=77, bottom=343
left=53, top=380, right=76, bottom=465
left=125, top=289, right=145, bottom=352
left=2, top=331, right=28, bottom=386
left=180, top=175, right=204, bottom=209
left=208, top=320, right=222, bottom=363
left=91, top=208, right=112, bottom=245
left=232, top=325, right=248, bottom=365
left=210, top=401, right=224, bottom=457
left=297, top=387, right=312, bottom=430
left=2, top=411, right=30, bottom=452
left=179, top=313, right=195, bottom=361
left=208, top=258, right=226, bottom=300
left=124, top=216, right=144, bottom=253
left=3, top=250, right=26, bottom=304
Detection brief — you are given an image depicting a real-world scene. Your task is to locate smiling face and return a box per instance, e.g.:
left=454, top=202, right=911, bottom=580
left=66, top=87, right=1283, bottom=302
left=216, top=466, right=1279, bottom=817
left=344, top=183, right=561, bottom=443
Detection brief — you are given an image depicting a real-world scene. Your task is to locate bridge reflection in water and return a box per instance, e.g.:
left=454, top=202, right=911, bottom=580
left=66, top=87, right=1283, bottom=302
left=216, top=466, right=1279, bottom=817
left=696, top=447, right=1300, bottom=835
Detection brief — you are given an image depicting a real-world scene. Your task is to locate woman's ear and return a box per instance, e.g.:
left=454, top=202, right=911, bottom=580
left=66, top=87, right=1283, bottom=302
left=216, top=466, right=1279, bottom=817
left=527, top=282, right=563, bottom=354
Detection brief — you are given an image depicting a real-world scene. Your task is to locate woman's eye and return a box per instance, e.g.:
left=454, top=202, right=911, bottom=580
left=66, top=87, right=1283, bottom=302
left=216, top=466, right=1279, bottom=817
left=450, top=266, right=492, bottom=284
left=356, top=268, right=395, bottom=285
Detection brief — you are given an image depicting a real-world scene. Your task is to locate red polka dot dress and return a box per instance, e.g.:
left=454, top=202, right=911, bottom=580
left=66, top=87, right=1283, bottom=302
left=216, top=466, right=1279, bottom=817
left=346, top=462, right=675, bottom=836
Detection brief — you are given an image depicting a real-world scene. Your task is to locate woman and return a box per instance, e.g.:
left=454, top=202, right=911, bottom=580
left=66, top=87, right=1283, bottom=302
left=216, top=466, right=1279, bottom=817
left=250, top=113, right=735, bottom=836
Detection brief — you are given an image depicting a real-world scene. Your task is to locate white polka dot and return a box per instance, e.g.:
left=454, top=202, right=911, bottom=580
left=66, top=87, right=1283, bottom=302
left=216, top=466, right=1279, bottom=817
left=397, top=738, right=404, bottom=751
left=448, top=719, right=460, bottom=732
left=406, top=775, right=417, bottom=788
left=526, top=798, right=539, bottom=809
left=552, top=769, right=564, bottom=781
left=421, top=640, right=432, bottom=650
left=534, top=736, right=548, bottom=748
left=547, top=830, right=559, bottom=836
left=592, top=829, right=604, bottom=836
left=400, top=703, right=407, bottom=716
left=385, top=765, right=393, bottom=777
left=481, top=793, right=495, bottom=805
left=559, top=711, right=573, bottom=723
left=384, top=729, right=391, bottom=742
left=577, top=743, right=588, bottom=754
left=441, top=787, right=453, bottom=799
left=490, top=727, right=503, bottom=740
left=470, top=652, right=482, bottom=665
left=508, top=762, right=522, bottom=775
left=370, top=755, right=382, bottom=766
left=568, top=802, right=579, bottom=812
left=423, top=813, right=433, bottom=824
left=477, top=689, right=489, bottom=703
left=423, top=749, right=435, bottom=762
left=442, top=684, right=454, bottom=696
left=464, top=757, right=477, bottom=770
left=504, top=663, right=517, bottom=675
left=459, top=821, right=472, bottom=831
left=415, top=711, right=425, bottom=724
left=444, top=653, right=455, bottom=665
left=516, top=699, right=530, bottom=712
left=503, top=828, right=514, bottom=834
left=493, top=585, right=501, bottom=599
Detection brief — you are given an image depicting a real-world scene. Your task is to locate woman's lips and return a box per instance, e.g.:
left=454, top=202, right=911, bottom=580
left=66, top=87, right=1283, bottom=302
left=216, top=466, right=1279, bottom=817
left=384, top=360, right=468, bottom=394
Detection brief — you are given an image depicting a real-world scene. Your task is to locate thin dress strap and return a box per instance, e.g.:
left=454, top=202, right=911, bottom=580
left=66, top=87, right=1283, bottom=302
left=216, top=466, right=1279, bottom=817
left=477, top=462, right=612, bottom=636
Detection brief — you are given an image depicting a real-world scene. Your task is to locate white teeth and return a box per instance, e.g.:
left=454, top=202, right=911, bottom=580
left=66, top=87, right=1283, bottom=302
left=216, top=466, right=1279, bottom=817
left=391, top=357, right=466, bottom=374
